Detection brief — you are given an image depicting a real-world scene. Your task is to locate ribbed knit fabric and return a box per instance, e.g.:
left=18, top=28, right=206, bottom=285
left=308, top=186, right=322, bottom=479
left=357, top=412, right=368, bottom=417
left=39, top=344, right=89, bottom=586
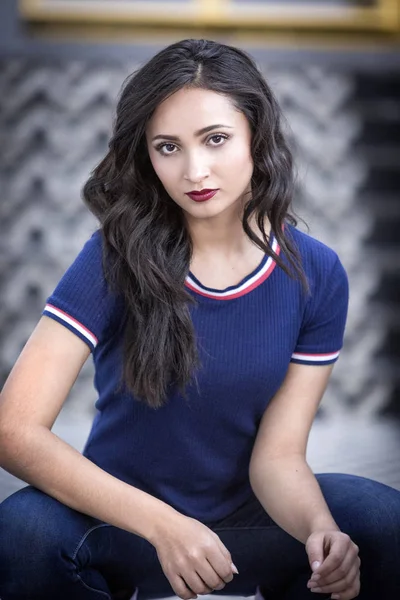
left=42, top=224, right=348, bottom=522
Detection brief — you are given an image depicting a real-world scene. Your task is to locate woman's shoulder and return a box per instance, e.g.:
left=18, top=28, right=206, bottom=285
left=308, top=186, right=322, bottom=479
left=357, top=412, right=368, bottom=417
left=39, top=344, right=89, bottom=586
left=285, top=223, right=342, bottom=274
left=42, top=228, right=123, bottom=351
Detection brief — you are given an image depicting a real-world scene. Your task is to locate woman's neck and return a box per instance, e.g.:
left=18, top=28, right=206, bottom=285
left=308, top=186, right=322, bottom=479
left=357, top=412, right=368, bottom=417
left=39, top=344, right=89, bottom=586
left=187, top=211, right=271, bottom=261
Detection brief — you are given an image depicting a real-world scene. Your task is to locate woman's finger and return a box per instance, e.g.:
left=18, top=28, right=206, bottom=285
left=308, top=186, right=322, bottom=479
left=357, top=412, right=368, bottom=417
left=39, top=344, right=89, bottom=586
left=309, top=550, right=360, bottom=587
left=182, top=570, right=215, bottom=596
left=311, top=535, right=352, bottom=580
left=214, top=535, right=237, bottom=574
left=331, top=575, right=361, bottom=600
left=169, top=574, right=198, bottom=600
left=196, top=559, right=227, bottom=592
left=206, top=545, right=235, bottom=583
left=213, top=534, right=232, bottom=562
left=308, top=562, right=360, bottom=594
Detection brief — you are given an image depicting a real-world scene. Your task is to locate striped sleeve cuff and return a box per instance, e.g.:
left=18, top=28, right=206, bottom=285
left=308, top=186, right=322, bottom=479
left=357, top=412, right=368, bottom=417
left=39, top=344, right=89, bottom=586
left=42, top=303, right=98, bottom=351
left=290, top=350, right=340, bottom=366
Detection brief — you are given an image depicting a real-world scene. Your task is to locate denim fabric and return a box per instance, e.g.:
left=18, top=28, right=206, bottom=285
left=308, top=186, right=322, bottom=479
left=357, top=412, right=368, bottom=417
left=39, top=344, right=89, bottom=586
left=0, top=473, right=399, bottom=600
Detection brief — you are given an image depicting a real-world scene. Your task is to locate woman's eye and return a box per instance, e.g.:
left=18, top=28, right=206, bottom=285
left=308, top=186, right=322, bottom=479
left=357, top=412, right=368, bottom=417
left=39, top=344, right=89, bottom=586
left=158, top=143, right=177, bottom=155
left=156, top=134, right=228, bottom=156
left=208, top=134, right=228, bottom=145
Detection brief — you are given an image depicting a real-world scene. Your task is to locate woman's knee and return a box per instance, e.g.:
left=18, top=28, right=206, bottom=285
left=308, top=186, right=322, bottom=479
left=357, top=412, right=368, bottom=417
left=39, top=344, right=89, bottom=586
left=315, top=473, right=400, bottom=538
left=1, top=485, right=93, bottom=553
left=0, top=486, right=102, bottom=594
left=315, top=472, right=400, bottom=592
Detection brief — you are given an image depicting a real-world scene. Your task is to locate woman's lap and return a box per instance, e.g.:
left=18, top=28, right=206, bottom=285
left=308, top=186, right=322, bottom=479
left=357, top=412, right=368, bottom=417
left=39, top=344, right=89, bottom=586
left=0, top=485, right=168, bottom=599
left=208, top=473, right=400, bottom=599
left=1, top=473, right=400, bottom=600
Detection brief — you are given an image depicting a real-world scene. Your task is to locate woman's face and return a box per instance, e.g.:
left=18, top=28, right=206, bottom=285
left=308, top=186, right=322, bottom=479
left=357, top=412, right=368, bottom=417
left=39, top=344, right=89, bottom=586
left=146, top=87, right=254, bottom=222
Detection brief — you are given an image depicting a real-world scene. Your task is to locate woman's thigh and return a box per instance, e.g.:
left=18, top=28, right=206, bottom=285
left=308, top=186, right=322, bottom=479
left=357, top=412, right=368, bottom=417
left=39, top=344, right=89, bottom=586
left=206, top=473, right=400, bottom=600
left=314, top=473, right=400, bottom=598
left=0, top=486, right=170, bottom=600
left=2, top=473, right=400, bottom=600
left=205, top=491, right=309, bottom=598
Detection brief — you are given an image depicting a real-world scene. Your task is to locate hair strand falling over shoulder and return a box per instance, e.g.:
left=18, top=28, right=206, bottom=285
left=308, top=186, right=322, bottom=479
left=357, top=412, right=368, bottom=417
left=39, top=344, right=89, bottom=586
left=82, top=38, right=306, bottom=409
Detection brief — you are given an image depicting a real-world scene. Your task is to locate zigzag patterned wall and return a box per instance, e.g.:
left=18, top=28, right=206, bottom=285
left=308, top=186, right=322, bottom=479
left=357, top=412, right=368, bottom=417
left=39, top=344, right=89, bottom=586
left=0, top=58, right=398, bottom=419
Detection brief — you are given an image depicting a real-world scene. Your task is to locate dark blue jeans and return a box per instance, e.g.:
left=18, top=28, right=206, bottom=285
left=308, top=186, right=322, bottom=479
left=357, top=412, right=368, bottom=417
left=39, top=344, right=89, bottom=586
left=1, top=473, right=400, bottom=600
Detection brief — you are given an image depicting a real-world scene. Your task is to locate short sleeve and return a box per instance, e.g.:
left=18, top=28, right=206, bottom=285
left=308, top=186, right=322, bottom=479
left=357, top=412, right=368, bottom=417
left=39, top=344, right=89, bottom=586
left=290, top=255, right=349, bottom=366
left=42, top=230, right=120, bottom=352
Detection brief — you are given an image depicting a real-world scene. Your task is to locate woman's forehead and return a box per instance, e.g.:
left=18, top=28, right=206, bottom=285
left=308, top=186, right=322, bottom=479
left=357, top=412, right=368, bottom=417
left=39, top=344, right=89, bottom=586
left=146, top=88, right=243, bottom=137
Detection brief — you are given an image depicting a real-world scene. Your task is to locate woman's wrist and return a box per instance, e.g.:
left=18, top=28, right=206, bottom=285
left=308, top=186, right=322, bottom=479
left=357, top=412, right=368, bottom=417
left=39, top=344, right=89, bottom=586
left=308, top=515, right=340, bottom=537
left=144, top=503, right=184, bottom=546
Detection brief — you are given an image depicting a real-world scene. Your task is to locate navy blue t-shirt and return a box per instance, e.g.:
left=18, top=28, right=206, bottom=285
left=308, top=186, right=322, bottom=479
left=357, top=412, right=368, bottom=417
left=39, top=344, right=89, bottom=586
left=42, top=224, right=348, bottom=522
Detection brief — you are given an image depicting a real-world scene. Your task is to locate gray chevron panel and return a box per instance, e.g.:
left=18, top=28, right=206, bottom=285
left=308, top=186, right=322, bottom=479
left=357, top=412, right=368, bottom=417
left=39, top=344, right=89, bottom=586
left=0, top=59, right=398, bottom=420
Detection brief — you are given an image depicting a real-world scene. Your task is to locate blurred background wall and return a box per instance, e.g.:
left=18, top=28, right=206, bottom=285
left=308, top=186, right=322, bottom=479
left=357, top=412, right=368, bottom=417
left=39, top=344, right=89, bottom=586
left=1, top=0, right=400, bottom=500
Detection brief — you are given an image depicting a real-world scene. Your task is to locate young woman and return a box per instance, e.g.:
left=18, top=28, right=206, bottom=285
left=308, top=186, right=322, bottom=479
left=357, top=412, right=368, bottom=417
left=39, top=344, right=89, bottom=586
left=0, top=38, right=399, bottom=600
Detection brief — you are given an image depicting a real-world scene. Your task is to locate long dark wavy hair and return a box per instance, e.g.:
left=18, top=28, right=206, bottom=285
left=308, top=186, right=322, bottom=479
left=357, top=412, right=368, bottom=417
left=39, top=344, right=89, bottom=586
left=83, top=38, right=306, bottom=409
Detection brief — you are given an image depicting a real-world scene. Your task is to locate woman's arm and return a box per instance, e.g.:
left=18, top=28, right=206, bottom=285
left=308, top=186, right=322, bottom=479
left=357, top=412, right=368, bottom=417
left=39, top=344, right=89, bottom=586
left=0, top=316, right=237, bottom=599
left=249, top=362, right=361, bottom=600
left=249, top=362, right=339, bottom=544
left=0, top=316, right=180, bottom=544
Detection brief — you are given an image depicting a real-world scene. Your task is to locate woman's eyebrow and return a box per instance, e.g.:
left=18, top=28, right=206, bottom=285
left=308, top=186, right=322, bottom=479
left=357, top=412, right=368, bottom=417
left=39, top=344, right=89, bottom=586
left=151, top=124, right=234, bottom=142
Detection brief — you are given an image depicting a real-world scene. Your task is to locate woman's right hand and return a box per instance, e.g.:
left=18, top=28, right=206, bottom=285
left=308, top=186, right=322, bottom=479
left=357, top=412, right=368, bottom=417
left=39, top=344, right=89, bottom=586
left=153, top=513, right=238, bottom=600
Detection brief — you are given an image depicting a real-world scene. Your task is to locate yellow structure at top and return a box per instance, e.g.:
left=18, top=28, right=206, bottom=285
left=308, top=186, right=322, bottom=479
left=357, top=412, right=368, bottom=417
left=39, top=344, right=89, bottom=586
left=18, top=0, right=400, bottom=33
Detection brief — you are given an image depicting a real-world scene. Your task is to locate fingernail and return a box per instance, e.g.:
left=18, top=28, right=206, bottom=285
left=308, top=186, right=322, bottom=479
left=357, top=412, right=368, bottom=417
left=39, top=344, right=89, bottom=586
left=231, top=562, right=239, bottom=574
left=311, top=574, right=320, bottom=581
left=311, top=561, right=321, bottom=571
left=310, top=588, right=321, bottom=593
left=331, top=596, right=340, bottom=600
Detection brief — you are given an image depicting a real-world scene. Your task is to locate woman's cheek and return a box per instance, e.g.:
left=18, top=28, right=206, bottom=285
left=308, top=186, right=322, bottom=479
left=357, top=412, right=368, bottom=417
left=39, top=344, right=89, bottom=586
left=228, top=142, right=251, bottom=167
left=153, top=160, right=172, bottom=188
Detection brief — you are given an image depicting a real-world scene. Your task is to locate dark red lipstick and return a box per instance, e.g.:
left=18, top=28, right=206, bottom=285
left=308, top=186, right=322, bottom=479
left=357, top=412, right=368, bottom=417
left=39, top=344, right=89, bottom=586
left=186, top=189, right=219, bottom=202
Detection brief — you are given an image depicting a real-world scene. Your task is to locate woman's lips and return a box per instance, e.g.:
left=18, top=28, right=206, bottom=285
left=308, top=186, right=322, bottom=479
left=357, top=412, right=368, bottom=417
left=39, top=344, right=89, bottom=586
left=186, top=189, right=219, bottom=202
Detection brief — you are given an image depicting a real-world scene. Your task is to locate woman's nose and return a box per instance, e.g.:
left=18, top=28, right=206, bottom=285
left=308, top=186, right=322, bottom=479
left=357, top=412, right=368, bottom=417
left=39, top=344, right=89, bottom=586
left=183, top=153, right=210, bottom=183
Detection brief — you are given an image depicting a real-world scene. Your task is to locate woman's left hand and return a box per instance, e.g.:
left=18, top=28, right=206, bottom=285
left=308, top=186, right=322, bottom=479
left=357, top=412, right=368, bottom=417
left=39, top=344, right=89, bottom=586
left=305, top=530, right=361, bottom=600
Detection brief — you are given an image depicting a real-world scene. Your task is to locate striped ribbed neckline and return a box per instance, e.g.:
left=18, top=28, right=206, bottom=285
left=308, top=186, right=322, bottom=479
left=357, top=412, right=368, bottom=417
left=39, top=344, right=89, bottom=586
left=185, top=235, right=280, bottom=300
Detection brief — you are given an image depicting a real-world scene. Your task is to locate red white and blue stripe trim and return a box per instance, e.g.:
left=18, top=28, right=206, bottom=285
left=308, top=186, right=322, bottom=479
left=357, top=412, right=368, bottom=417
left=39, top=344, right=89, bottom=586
left=185, top=235, right=280, bottom=300
left=43, top=304, right=98, bottom=350
left=290, top=350, right=341, bottom=364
